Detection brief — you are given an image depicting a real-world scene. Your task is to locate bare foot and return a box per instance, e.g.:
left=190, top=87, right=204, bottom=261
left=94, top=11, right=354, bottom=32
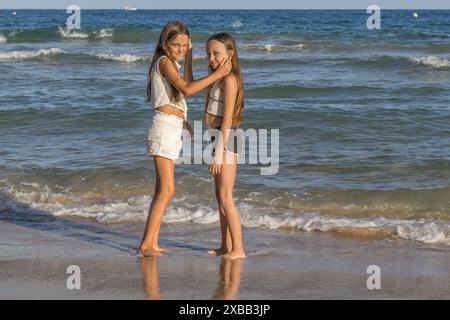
left=223, top=251, right=246, bottom=260
left=137, top=246, right=167, bottom=257
left=154, top=246, right=169, bottom=254
left=207, top=247, right=230, bottom=256
left=139, top=244, right=169, bottom=254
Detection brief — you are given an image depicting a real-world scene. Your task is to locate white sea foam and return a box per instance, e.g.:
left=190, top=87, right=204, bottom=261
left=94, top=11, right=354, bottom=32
left=396, top=221, right=447, bottom=243
left=241, top=210, right=450, bottom=245
left=19, top=182, right=41, bottom=188
left=3, top=188, right=450, bottom=246
left=0, top=48, right=65, bottom=60
left=240, top=43, right=304, bottom=52
left=94, top=28, right=114, bottom=39
left=57, top=26, right=89, bottom=39
left=409, top=55, right=450, bottom=69
left=95, top=53, right=149, bottom=63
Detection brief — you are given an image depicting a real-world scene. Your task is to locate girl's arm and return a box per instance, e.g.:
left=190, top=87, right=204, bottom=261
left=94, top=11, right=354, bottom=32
left=184, top=39, right=193, bottom=84
left=160, top=56, right=231, bottom=97
left=209, top=75, right=238, bottom=175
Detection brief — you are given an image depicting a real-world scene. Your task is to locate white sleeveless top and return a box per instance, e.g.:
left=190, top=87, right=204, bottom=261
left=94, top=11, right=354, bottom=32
left=206, top=80, right=224, bottom=117
left=150, top=56, right=188, bottom=120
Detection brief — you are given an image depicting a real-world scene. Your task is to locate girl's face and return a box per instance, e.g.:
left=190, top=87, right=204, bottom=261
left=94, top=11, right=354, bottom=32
left=206, top=39, right=232, bottom=70
left=165, top=34, right=189, bottom=60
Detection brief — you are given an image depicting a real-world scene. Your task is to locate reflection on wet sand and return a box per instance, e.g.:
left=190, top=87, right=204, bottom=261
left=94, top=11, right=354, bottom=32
left=213, top=258, right=244, bottom=300
left=139, top=256, right=244, bottom=300
left=140, top=256, right=163, bottom=300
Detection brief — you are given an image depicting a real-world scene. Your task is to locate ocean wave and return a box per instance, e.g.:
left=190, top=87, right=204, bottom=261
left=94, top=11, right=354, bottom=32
left=0, top=48, right=65, bottom=60
left=241, top=186, right=450, bottom=222
left=409, top=55, right=450, bottom=69
left=0, top=47, right=150, bottom=63
left=245, top=80, right=449, bottom=99
left=246, top=84, right=380, bottom=98
left=95, top=53, right=150, bottom=63
left=2, top=27, right=210, bottom=43
left=57, top=26, right=89, bottom=39
left=402, top=32, right=450, bottom=40
left=2, top=25, right=450, bottom=55
left=0, top=33, right=6, bottom=43
left=93, top=28, right=114, bottom=39
left=239, top=43, right=304, bottom=52
left=240, top=207, right=450, bottom=245
left=3, top=171, right=450, bottom=222
left=324, top=54, right=450, bottom=71
left=2, top=185, right=450, bottom=246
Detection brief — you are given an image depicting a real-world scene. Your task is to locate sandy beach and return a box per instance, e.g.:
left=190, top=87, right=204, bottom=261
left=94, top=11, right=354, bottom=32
left=1, top=207, right=449, bottom=299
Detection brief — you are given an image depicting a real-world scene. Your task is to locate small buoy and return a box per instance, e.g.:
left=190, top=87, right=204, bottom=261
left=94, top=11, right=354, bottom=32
left=412, top=12, right=418, bottom=18
left=12, top=11, right=17, bottom=15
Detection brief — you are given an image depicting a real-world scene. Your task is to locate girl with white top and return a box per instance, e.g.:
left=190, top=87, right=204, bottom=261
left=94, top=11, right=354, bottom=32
left=205, top=32, right=246, bottom=260
left=138, top=21, right=231, bottom=257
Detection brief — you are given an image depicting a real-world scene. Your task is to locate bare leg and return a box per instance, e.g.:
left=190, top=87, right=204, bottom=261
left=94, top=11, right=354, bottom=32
left=150, top=172, right=168, bottom=253
left=218, top=153, right=246, bottom=260
left=138, top=156, right=175, bottom=256
left=139, top=160, right=164, bottom=255
left=208, top=175, right=232, bottom=256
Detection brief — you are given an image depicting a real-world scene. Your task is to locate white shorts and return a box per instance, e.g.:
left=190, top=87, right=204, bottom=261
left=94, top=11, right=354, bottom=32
left=147, top=111, right=184, bottom=161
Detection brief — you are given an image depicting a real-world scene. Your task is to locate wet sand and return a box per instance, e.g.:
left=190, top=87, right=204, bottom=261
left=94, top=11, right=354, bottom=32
left=0, top=215, right=449, bottom=299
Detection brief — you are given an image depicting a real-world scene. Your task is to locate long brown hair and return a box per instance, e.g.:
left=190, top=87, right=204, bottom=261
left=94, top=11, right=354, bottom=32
left=205, top=32, right=244, bottom=128
left=147, top=21, right=190, bottom=103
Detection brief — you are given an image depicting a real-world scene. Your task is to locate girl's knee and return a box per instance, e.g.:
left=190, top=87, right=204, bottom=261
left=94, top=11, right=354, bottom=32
left=218, top=204, right=226, bottom=216
left=218, top=191, right=233, bottom=207
left=160, top=185, right=175, bottom=199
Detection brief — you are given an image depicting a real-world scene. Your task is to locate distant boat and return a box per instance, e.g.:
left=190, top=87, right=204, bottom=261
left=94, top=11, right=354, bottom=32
left=124, top=6, right=137, bottom=11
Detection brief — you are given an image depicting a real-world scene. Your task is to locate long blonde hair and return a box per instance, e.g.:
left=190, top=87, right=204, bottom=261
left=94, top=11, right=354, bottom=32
left=205, top=32, right=244, bottom=128
left=147, top=21, right=190, bottom=103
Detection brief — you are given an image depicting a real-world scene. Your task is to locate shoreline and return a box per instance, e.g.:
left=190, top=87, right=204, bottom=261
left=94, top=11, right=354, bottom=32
left=1, top=216, right=449, bottom=299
